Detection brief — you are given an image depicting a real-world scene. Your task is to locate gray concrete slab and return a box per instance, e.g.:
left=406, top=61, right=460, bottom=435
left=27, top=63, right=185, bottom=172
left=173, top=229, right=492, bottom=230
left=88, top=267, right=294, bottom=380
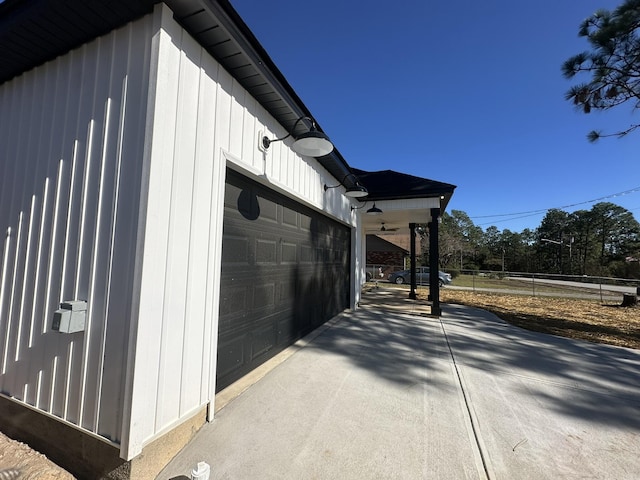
left=159, top=305, right=484, bottom=479
left=441, top=303, right=640, bottom=480
left=158, top=289, right=640, bottom=479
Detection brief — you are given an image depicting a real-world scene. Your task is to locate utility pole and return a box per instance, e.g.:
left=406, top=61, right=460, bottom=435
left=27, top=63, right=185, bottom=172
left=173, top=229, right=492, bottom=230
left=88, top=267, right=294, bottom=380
left=541, top=237, right=574, bottom=274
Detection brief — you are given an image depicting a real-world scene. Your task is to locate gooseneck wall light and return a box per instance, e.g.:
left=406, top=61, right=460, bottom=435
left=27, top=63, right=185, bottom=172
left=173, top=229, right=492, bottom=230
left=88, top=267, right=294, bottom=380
left=351, top=202, right=384, bottom=215
left=324, top=173, right=369, bottom=198
left=366, top=203, right=383, bottom=215
left=261, top=116, right=334, bottom=157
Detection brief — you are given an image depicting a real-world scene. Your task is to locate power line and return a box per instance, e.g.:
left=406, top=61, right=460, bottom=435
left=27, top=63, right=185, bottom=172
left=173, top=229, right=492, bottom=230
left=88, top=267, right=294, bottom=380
left=476, top=212, right=547, bottom=227
left=471, top=186, right=640, bottom=222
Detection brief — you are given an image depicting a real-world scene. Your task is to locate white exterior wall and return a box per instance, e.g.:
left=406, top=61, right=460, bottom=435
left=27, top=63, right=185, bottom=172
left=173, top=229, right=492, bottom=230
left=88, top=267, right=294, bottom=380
left=0, top=1, right=359, bottom=461
left=0, top=15, right=155, bottom=444
left=121, top=4, right=357, bottom=459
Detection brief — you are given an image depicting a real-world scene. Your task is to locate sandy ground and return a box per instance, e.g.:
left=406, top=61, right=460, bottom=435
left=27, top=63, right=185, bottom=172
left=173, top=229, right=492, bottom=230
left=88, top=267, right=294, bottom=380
left=0, top=432, right=75, bottom=480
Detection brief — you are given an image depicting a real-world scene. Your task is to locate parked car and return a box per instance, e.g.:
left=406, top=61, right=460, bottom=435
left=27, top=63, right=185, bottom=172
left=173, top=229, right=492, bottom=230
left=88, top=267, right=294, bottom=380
left=388, top=267, right=452, bottom=287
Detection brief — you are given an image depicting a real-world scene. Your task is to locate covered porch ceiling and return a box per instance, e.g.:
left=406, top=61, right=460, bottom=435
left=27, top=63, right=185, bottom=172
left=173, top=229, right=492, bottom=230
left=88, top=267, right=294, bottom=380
left=359, top=198, right=441, bottom=236
left=352, top=169, right=456, bottom=235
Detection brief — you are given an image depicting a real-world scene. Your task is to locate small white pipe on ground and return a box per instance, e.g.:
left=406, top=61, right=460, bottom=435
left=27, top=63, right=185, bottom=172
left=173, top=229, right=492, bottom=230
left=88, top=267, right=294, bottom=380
left=191, top=461, right=210, bottom=480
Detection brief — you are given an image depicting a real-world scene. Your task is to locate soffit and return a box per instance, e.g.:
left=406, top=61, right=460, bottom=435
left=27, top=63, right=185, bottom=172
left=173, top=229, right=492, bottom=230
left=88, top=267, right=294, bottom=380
left=0, top=0, right=355, bottom=186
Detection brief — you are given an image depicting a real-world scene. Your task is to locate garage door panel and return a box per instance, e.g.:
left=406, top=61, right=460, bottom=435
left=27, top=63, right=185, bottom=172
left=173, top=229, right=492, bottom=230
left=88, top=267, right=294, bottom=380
left=219, top=285, right=248, bottom=317
left=299, top=213, right=312, bottom=230
left=300, top=246, right=314, bottom=263
left=276, top=314, right=297, bottom=344
left=250, top=320, right=277, bottom=360
left=217, top=336, right=245, bottom=378
left=253, top=283, right=276, bottom=308
left=257, top=195, right=278, bottom=222
left=221, top=235, right=249, bottom=264
left=282, top=206, right=298, bottom=228
left=281, top=242, right=297, bottom=264
left=217, top=169, right=350, bottom=391
left=255, top=239, right=277, bottom=264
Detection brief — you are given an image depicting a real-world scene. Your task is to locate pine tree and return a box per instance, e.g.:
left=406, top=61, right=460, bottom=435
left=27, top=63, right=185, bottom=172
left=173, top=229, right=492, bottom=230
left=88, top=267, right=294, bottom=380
left=563, top=0, right=640, bottom=141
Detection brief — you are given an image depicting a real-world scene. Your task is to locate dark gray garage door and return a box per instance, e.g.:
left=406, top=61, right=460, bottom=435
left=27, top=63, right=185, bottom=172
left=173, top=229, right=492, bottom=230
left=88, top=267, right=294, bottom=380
left=216, top=169, right=351, bottom=391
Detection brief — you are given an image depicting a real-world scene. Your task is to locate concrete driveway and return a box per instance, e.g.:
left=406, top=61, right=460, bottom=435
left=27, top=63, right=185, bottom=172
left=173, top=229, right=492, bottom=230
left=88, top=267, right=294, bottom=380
left=159, top=288, right=640, bottom=479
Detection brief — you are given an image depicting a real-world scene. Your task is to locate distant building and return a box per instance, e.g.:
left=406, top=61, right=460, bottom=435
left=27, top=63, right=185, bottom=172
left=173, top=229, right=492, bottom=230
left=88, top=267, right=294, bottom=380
left=366, top=235, right=409, bottom=268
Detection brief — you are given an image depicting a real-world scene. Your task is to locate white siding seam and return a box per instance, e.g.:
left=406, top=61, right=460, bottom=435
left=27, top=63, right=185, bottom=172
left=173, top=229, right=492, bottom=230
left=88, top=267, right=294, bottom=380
left=152, top=26, right=183, bottom=436
left=205, top=147, right=226, bottom=417
left=3, top=212, right=24, bottom=375
left=15, top=195, right=37, bottom=361
left=60, top=141, right=79, bottom=300
left=95, top=73, right=129, bottom=433
left=49, top=356, right=58, bottom=412
left=0, top=228, right=12, bottom=374
left=75, top=118, right=95, bottom=425
left=44, top=160, right=65, bottom=331
left=36, top=370, right=43, bottom=407
left=80, top=95, right=112, bottom=431
left=29, top=178, right=50, bottom=346
left=63, top=341, right=73, bottom=418
left=45, top=161, right=66, bottom=416
left=75, top=119, right=95, bottom=299
left=119, top=7, right=164, bottom=459
left=202, top=61, right=221, bottom=409
left=178, top=44, right=203, bottom=418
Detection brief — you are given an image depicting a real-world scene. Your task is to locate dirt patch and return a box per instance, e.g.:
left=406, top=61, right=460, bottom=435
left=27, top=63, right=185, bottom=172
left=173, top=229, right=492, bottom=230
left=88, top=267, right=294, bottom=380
left=437, top=290, right=640, bottom=350
left=0, top=432, right=75, bottom=479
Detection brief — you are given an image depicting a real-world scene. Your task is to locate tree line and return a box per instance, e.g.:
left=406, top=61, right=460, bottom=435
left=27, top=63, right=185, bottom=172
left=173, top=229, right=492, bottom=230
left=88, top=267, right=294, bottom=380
left=421, top=202, right=640, bottom=279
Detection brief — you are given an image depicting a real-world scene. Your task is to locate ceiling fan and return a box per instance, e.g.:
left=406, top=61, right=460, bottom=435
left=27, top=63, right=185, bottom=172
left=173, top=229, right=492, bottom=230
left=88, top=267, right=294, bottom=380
left=380, top=222, right=398, bottom=232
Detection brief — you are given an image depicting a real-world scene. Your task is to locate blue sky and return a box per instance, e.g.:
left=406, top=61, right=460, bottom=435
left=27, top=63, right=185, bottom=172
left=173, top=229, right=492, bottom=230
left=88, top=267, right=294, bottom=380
left=230, top=0, right=638, bottom=233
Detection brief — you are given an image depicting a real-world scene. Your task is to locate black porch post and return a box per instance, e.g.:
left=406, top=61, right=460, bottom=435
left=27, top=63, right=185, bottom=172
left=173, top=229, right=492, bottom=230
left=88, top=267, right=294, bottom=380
left=409, top=222, right=417, bottom=300
left=429, top=208, right=441, bottom=316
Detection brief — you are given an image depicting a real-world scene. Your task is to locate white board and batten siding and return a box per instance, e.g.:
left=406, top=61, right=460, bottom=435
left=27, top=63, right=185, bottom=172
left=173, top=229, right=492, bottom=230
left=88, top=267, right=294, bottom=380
left=0, top=2, right=357, bottom=461
left=0, top=15, right=155, bottom=444
left=122, top=5, right=357, bottom=459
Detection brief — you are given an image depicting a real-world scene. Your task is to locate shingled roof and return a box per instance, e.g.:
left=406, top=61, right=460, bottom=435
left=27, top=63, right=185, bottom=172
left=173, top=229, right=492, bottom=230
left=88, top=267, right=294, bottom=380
left=352, top=168, right=456, bottom=203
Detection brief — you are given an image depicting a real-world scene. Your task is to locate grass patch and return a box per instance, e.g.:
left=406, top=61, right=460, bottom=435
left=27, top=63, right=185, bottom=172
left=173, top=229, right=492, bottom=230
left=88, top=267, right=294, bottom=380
left=450, top=274, right=618, bottom=296
left=435, top=290, right=640, bottom=350
left=451, top=274, right=512, bottom=289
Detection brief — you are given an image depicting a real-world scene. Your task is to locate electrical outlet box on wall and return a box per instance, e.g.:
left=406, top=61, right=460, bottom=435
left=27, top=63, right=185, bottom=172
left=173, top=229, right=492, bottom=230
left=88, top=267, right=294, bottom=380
left=52, top=300, right=87, bottom=334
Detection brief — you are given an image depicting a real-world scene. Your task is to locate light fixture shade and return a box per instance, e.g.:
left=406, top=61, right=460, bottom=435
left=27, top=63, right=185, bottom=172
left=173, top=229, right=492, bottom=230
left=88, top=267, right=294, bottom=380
left=291, top=131, right=334, bottom=157
left=345, top=184, right=368, bottom=198
left=366, top=203, right=383, bottom=215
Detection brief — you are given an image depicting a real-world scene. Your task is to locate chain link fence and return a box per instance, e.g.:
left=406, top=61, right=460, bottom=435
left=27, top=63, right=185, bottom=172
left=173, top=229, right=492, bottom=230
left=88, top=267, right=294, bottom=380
left=365, top=265, right=640, bottom=303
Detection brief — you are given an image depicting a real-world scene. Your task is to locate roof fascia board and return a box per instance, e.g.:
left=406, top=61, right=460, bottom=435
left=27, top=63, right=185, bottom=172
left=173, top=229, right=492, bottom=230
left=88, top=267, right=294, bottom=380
left=199, top=0, right=354, bottom=184
left=197, top=0, right=311, bottom=127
